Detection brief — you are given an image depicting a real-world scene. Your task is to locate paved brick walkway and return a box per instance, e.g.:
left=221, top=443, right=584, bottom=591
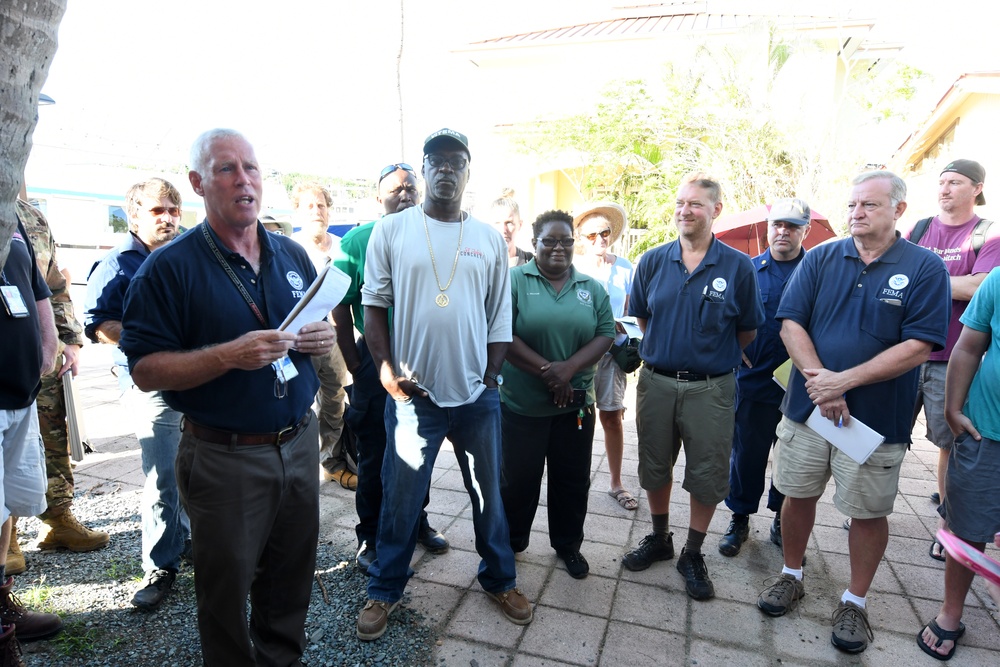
left=73, top=341, right=1000, bottom=666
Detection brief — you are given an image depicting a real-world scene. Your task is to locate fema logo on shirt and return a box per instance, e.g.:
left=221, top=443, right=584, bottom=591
left=286, top=271, right=304, bottom=291
left=888, top=274, right=909, bottom=290
left=881, top=273, right=909, bottom=300
left=577, top=289, right=593, bottom=306
left=712, top=277, right=728, bottom=292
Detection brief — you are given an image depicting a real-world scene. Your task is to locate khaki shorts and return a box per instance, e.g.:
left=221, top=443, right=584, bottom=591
left=773, top=416, right=907, bottom=519
left=594, top=354, right=627, bottom=412
left=635, top=366, right=735, bottom=505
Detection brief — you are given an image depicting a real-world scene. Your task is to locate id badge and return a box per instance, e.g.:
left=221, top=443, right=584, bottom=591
left=0, top=285, right=30, bottom=319
left=271, top=355, right=299, bottom=382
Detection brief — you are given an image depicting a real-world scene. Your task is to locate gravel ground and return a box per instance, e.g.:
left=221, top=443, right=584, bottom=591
left=14, top=486, right=435, bottom=666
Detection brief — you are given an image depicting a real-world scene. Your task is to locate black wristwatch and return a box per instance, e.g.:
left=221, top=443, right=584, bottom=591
left=486, top=371, right=504, bottom=386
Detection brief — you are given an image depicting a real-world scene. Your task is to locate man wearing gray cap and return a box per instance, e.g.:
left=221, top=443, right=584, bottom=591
left=904, top=159, right=1000, bottom=562
left=356, top=128, right=531, bottom=641
left=719, top=199, right=810, bottom=558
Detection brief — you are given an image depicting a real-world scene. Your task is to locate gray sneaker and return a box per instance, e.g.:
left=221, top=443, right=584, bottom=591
left=756, top=573, right=805, bottom=616
left=831, top=601, right=874, bottom=653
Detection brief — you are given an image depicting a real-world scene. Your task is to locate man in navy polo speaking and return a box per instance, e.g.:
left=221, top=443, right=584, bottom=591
left=120, top=129, right=336, bottom=666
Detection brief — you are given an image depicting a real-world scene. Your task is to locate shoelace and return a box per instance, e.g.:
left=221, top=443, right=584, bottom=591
left=760, top=576, right=799, bottom=602
left=832, top=604, right=874, bottom=641
left=685, top=553, right=709, bottom=580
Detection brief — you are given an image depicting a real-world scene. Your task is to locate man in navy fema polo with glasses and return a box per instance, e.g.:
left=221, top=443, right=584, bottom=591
left=120, top=128, right=336, bottom=666
left=355, top=128, right=532, bottom=641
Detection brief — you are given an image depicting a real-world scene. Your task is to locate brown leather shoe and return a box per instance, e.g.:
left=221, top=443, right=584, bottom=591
left=356, top=599, right=399, bottom=641
left=36, top=508, right=109, bottom=552
left=0, top=577, right=63, bottom=642
left=4, top=521, right=25, bottom=576
left=487, top=588, right=533, bottom=625
left=0, top=623, right=25, bottom=666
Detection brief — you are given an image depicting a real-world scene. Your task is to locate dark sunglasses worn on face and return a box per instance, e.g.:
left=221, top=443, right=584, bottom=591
left=539, top=237, right=575, bottom=249
left=585, top=228, right=612, bottom=241
left=424, top=154, right=469, bottom=171
left=149, top=206, right=181, bottom=217
left=378, top=163, right=415, bottom=184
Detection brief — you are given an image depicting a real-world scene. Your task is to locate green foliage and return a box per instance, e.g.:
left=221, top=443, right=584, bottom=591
left=509, top=32, right=802, bottom=256
left=851, top=61, right=928, bottom=123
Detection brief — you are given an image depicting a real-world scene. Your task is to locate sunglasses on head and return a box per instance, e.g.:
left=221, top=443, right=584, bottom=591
left=378, top=163, right=415, bottom=184
left=584, top=228, right=612, bottom=241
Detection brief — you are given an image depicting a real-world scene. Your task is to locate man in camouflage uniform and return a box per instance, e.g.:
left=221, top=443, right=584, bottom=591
left=9, top=199, right=110, bottom=573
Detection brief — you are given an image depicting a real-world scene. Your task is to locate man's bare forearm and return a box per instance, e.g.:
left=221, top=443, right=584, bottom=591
left=95, top=320, right=123, bottom=345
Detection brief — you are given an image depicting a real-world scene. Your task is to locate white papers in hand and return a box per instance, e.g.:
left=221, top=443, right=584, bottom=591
left=279, top=264, right=351, bottom=334
left=616, top=317, right=643, bottom=340
left=805, top=407, right=885, bottom=465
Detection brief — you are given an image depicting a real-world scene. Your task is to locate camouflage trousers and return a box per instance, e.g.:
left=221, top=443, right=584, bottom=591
left=34, top=369, right=74, bottom=518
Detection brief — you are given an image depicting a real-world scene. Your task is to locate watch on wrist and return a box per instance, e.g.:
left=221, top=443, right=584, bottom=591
left=486, top=371, right=504, bottom=386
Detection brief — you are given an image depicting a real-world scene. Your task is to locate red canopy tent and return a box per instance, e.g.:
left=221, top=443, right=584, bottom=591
left=712, top=204, right=837, bottom=256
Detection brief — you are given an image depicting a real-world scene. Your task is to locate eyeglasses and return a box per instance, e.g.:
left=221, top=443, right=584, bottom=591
left=148, top=206, right=181, bottom=217
left=425, top=154, right=469, bottom=171
left=378, top=163, right=414, bottom=184
left=538, top=237, right=575, bottom=248
left=584, top=228, right=612, bottom=241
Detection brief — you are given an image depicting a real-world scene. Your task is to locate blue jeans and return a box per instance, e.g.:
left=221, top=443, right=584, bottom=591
left=368, top=389, right=517, bottom=603
left=121, top=385, right=189, bottom=573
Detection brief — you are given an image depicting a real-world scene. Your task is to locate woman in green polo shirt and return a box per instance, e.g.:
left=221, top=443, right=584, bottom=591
left=499, top=210, right=616, bottom=580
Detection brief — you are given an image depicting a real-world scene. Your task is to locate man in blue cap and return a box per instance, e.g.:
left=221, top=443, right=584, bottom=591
left=719, top=198, right=811, bottom=557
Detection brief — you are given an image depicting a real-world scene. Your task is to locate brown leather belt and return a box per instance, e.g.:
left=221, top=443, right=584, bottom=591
left=644, top=363, right=731, bottom=382
left=181, top=415, right=309, bottom=446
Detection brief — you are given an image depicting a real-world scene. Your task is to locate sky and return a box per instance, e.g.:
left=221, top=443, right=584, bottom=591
left=24, top=0, right=1000, bottom=186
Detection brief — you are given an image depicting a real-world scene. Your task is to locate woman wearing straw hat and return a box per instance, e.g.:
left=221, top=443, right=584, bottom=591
left=573, top=202, right=638, bottom=511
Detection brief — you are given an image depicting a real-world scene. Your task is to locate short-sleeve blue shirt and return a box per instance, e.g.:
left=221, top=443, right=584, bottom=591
left=84, top=233, right=150, bottom=387
left=958, top=267, right=1000, bottom=440
left=777, top=235, right=950, bottom=443
left=629, top=237, right=764, bottom=374
left=737, top=249, right=805, bottom=404
left=119, top=221, right=320, bottom=432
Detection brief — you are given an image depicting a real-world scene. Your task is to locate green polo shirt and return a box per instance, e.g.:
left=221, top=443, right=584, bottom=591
left=333, top=221, right=375, bottom=335
left=501, top=261, right=616, bottom=417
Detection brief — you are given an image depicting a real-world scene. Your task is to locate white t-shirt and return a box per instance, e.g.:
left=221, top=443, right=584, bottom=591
left=362, top=206, right=512, bottom=407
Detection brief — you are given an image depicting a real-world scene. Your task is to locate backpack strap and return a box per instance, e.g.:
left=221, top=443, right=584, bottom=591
left=907, top=217, right=934, bottom=245
left=971, top=218, right=993, bottom=257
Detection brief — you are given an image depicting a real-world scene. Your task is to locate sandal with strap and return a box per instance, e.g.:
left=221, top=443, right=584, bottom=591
left=917, top=618, right=965, bottom=661
left=929, top=539, right=947, bottom=562
left=608, top=489, right=638, bottom=511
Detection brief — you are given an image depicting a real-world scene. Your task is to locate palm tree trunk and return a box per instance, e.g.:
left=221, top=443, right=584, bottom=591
left=0, top=0, right=66, bottom=268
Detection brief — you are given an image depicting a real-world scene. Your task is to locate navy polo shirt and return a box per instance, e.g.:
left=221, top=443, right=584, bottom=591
left=120, top=221, right=320, bottom=432
left=777, top=235, right=950, bottom=443
left=84, top=233, right=151, bottom=387
left=629, top=237, right=764, bottom=375
left=736, top=248, right=805, bottom=404
left=0, top=221, right=52, bottom=409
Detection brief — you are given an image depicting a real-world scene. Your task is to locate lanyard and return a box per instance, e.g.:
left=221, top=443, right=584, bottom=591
left=202, top=224, right=267, bottom=328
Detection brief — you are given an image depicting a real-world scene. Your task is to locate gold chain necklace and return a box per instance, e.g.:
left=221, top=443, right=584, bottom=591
left=422, top=206, right=465, bottom=307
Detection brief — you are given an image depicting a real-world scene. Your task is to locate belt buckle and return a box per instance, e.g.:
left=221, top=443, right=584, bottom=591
left=676, top=371, right=690, bottom=382
left=275, top=423, right=295, bottom=446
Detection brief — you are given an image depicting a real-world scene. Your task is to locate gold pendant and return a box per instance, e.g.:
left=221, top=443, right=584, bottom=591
left=435, top=293, right=450, bottom=307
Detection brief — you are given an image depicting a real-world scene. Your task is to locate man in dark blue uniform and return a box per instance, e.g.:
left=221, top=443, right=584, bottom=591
left=756, top=171, right=950, bottom=655
left=626, top=171, right=764, bottom=600
left=719, top=198, right=811, bottom=557
left=120, top=129, right=336, bottom=666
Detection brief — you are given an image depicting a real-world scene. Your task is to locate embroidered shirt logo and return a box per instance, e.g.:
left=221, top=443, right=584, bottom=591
left=888, top=274, right=909, bottom=290
left=712, top=277, right=728, bottom=292
left=286, top=271, right=304, bottom=291
left=577, top=289, right=593, bottom=305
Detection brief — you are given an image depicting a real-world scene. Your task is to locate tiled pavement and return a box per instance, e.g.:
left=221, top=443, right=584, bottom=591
left=71, top=341, right=1000, bottom=666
